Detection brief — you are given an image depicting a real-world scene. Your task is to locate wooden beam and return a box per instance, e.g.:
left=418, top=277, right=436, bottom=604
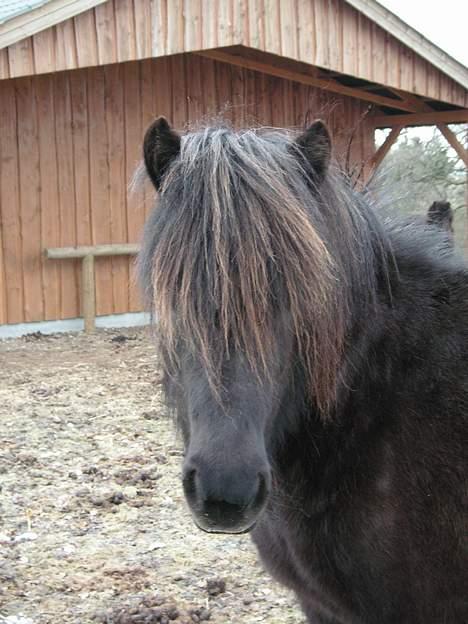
left=372, top=109, right=468, bottom=128
left=197, top=50, right=420, bottom=113
left=46, top=243, right=140, bottom=259
left=365, top=126, right=403, bottom=185
left=82, top=254, right=96, bottom=333
left=437, top=125, right=468, bottom=167
left=46, top=243, right=141, bottom=333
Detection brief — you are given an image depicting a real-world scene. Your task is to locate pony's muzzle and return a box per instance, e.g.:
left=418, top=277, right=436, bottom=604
left=182, top=458, right=270, bottom=534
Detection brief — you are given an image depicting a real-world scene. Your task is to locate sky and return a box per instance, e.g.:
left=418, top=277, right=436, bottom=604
left=378, top=0, right=468, bottom=66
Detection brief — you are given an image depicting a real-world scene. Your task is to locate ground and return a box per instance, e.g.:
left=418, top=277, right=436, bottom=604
left=0, top=328, right=305, bottom=624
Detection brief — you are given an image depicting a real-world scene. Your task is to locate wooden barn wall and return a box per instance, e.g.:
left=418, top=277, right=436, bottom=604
left=0, top=0, right=466, bottom=107
left=0, top=53, right=373, bottom=325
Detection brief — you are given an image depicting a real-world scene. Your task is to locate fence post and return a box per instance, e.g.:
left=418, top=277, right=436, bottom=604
left=82, top=254, right=96, bottom=333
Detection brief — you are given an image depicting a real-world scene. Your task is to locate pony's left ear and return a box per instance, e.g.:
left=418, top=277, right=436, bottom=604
left=295, top=120, right=332, bottom=180
left=143, top=117, right=181, bottom=190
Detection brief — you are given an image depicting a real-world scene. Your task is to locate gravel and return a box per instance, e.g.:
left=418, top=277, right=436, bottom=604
left=0, top=328, right=304, bottom=624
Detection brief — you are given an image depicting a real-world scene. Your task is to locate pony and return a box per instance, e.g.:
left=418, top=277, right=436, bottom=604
left=138, top=118, right=468, bottom=624
left=427, top=200, right=454, bottom=236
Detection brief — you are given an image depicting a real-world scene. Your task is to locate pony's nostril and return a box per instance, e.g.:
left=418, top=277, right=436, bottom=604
left=183, top=468, right=197, bottom=496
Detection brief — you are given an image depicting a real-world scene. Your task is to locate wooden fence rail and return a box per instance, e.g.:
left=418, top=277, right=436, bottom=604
left=45, top=244, right=140, bottom=333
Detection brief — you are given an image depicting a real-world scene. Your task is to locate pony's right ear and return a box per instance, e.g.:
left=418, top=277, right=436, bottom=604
left=295, top=120, right=332, bottom=181
left=143, top=117, right=181, bottom=190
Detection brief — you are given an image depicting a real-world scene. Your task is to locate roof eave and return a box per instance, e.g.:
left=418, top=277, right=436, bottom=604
left=345, top=0, right=468, bottom=91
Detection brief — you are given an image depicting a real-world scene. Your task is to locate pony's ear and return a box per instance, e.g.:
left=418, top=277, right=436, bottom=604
left=295, top=120, right=332, bottom=180
left=143, top=117, right=181, bottom=190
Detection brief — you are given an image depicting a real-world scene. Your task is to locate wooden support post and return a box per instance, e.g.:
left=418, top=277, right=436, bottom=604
left=436, top=125, right=468, bottom=167
left=365, top=125, right=403, bottom=186
left=197, top=50, right=421, bottom=112
left=82, top=254, right=96, bottom=333
left=371, top=109, right=468, bottom=128
left=45, top=243, right=141, bottom=334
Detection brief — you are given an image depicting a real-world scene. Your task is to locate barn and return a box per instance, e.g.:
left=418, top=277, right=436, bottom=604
left=0, top=0, right=467, bottom=337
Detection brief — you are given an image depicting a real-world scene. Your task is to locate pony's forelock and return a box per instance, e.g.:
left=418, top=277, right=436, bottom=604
left=139, top=124, right=383, bottom=413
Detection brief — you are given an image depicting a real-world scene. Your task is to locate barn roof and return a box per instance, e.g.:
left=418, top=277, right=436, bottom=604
left=0, top=0, right=53, bottom=25
left=347, top=0, right=467, bottom=91
left=0, top=0, right=106, bottom=44
left=0, top=0, right=467, bottom=121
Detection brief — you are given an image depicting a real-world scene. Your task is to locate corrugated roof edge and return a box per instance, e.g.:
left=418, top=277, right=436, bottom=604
left=0, top=0, right=53, bottom=26
left=0, top=0, right=108, bottom=49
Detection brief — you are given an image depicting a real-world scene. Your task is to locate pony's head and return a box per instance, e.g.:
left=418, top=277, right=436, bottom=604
left=427, top=201, right=454, bottom=235
left=139, top=118, right=380, bottom=533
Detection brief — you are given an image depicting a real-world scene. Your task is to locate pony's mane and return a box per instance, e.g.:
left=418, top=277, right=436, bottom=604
left=139, top=125, right=389, bottom=413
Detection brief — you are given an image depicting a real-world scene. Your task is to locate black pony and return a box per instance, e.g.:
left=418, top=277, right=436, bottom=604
left=427, top=200, right=454, bottom=236
left=138, top=118, right=467, bottom=623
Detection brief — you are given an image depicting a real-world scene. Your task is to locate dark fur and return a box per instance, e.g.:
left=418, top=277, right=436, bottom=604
left=427, top=200, right=454, bottom=236
left=139, top=119, right=468, bottom=623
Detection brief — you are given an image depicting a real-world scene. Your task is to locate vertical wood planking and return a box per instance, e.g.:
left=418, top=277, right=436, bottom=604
left=315, top=0, right=329, bottom=69
left=255, top=70, right=272, bottom=125
left=74, top=8, right=98, bottom=68
left=15, top=77, right=44, bottom=321
left=214, top=55, right=233, bottom=123
left=264, top=0, right=281, bottom=55
left=104, top=64, right=129, bottom=314
left=242, top=65, right=258, bottom=126
left=200, top=56, right=217, bottom=118
left=115, top=0, right=137, bottom=63
left=54, top=71, right=78, bottom=318
left=370, top=23, right=385, bottom=84
left=385, top=32, right=400, bottom=88
left=342, top=3, right=358, bottom=76
left=152, top=56, right=172, bottom=119
left=8, top=38, right=35, bottom=77
left=152, top=0, right=168, bottom=56
left=297, top=0, right=315, bottom=64
left=133, top=0, right=152, bottom=59
left=123, top=61, right=143, bottom=311
left=69, top=69, right=92, bottom=286
left=35, top=74, right=60, bottom=320
left=280, top=0, right=298, bottom=60
left=171, top=55, right=188, bottom=127
left=32, top=29, right=56, bottom=75
left=88, top=66, right=112, bottom=315
left=3, top=46, right=466, bottom=326
left=94, top=1, right=117, bottom=65
left=55, top=18, right=78, bottom=71
left=357, top=12, right=372, bottom=81
left=230, top=64, right=246, bottom=127
left=167, top=0, right=184, bottom=55
left=0, top=49, right=9, bottom=79
left=184, top=0, right=202, bottom=51
left=217, top=0, right=234, bottom=47
left=201, top=0, right=218, bottom=49
left=186, top=54, right=204, bottom=124
left=399, top=43, right=413, bottom=93
left=0, top=81, right=24, bottom=323
left=413, top=58, right=428, bottom=98
left=247, top=0, right=265, bottom=50
left=0, top=0, right=466, bottom=107
left=328, top=0, right=343, bottom=73
left=140, top=58, right=156, bottom=282
left=233, top=0, right=248, bottom=45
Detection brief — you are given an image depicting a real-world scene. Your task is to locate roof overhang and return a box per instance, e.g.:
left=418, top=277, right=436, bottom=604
left=345, top=0, right=468, bottom=91
left=201, top=46, right=468, bottom=126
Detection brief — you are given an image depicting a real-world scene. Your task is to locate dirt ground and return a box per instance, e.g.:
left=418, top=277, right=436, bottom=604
left=0, top=328, right=304, bottom=624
